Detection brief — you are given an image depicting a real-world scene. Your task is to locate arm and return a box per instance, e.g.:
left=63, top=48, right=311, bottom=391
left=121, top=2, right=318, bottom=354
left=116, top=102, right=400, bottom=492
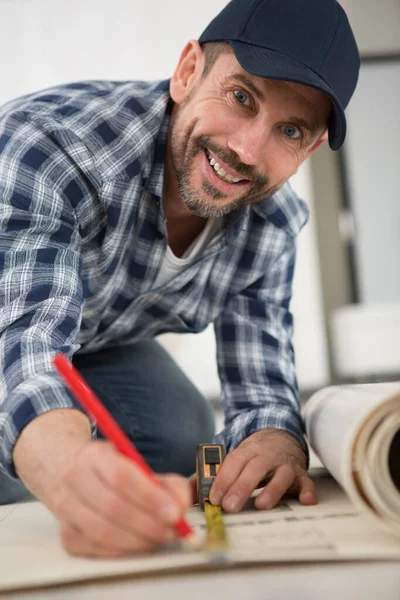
left=1, top=113, right=190, bottom=556
left=13, top=409, right=92, bottom=503
left=13, top=409, right=191, bottom=558
left=0, top=114, right=88, bottom=478
left=211, top=236, right=316, bottom=511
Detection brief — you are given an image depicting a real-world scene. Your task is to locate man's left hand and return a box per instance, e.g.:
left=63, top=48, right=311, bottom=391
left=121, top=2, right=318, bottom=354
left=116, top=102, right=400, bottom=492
left=209, top=429, right=317, bottom=512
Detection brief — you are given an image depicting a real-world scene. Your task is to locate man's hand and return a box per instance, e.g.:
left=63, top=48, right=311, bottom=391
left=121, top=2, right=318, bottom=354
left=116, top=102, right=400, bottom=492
left=209, top=429, right=316, bottom=511
left=13, top=410, right=191, bottom=558
left=53, top=440, right=192, bottom=558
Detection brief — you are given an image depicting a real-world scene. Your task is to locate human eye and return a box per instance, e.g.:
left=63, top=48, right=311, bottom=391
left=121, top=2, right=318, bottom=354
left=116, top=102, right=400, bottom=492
left=233, top=88, right=251, bottom=107
left=281, top=124, right=302, bottom=140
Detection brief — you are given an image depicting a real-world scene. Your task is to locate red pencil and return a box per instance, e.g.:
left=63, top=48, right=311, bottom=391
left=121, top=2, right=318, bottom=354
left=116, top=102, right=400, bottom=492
left=53, top=353, right=198, bottom=546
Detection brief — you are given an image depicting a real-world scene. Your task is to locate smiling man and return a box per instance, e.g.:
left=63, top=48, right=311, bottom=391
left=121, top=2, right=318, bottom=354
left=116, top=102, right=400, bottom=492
left=164, top=45, right=332, bottom=231
left=0, top=0, right=359, bottom=557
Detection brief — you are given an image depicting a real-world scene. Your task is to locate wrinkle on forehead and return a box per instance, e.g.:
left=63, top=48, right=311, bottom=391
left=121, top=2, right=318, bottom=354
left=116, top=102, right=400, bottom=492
left=215, top=54, right=331, bottom=129
left=207, top=53, right=329, bottom=114
left=267, top=78, right=331, bottom=118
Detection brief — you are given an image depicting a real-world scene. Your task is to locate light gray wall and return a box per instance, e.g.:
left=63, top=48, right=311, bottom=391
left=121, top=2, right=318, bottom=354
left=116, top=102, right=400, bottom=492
left=309, top=145, right=353, bottom=377
left=310, top=0, right=400, bottom=370
left=346, top=0, right=400, bottom=55
left=345, top=61, right=400, bottom=303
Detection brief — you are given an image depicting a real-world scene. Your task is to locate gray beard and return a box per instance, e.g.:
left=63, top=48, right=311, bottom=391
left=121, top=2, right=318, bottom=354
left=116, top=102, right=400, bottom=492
left=169, top=122, right=272, bottom=218
left=177, top=170, right=279, bottom=218
left=177, top=176, right=247, bottom=218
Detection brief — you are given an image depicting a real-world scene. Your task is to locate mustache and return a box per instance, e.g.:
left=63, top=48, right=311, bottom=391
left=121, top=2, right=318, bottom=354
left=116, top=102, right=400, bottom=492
left=193, top=135, right=268, bottom=188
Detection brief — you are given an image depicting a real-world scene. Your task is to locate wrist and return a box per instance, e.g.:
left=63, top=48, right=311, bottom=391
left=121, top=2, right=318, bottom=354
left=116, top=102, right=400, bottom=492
left=13, top=408, right=92, bottom=503
left=247, top=428, right=308, bottom=465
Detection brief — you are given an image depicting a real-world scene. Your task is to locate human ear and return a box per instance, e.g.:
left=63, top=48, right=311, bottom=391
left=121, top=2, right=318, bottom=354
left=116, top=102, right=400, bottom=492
left=170, top=40, right=204, bottom=104
left=308, top=130, right=329, bottom=155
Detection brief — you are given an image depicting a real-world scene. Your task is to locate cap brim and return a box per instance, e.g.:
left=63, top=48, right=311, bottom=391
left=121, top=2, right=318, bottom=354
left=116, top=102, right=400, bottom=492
left=230, top=40, right=346, bottom=150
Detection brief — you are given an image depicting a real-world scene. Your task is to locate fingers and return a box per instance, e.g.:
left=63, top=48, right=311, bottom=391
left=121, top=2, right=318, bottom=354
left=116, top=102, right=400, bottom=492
left=255, top=466, right=317, bottom=510
left=209, top=447, right=248, bottom=506
left=221, top=455, right=270, bottom=512
left=210, top=443, right=317, bottom=513
left=89, top=443, right=182, bottom=524
left=158, top=474, right=193, bottom=512
left=255, top=464, right=296, bottom=509
left=60, top=522, right=118, bottom=558
left=60, top=522, right=150, bottom=558
left=56, top=488, right=166, bottom=553
left=298, top=474, right=318, bottom=505
left=55, top=441, right=192, bottom=557
left=56, top=467, right=176, bottom=548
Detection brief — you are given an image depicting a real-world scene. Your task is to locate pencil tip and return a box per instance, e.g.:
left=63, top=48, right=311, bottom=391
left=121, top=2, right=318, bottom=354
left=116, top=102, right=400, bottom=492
left=182, top=531, right=202, bottom=551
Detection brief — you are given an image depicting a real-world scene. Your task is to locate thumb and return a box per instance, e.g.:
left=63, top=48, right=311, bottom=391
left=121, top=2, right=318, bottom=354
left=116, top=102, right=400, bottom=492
left=157, top=473, right=192, bottom=513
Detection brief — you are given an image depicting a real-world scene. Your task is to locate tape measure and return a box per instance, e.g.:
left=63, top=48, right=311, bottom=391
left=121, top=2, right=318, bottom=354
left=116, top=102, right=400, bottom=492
left=196, top=443, right=230, bottom=560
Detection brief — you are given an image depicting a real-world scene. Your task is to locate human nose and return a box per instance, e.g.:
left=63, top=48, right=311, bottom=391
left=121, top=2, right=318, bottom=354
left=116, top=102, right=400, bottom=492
left=226, top=118, right=271, bottom=167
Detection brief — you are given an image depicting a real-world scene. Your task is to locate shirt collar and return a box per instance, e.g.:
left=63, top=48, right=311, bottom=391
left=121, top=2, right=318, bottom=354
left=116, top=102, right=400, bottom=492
left=144, top=79, right=173, bottom=200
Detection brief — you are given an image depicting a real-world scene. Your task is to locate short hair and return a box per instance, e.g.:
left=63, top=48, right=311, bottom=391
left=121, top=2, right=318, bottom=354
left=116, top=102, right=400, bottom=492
left=201, top=41, right=232, bottom=78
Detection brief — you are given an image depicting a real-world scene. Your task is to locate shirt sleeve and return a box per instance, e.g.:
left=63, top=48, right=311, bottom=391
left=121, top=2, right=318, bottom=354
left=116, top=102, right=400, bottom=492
left=0, top=114, right=95, bottom=477
left=213, top=234, right=309, bottom=464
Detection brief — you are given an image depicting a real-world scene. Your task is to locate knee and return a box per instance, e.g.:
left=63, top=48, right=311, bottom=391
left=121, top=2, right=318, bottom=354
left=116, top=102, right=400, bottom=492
left=149, top=401, right=216, bottom=476
left=0, top=470, right=30, bottom=505
left=172, top=409, right=216, bottom=475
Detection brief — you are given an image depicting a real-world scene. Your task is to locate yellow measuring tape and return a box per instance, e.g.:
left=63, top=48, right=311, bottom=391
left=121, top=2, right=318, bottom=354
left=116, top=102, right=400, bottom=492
left=196, top=444, right=230, bottom=561
left=204, top=501, right=230, bottom=560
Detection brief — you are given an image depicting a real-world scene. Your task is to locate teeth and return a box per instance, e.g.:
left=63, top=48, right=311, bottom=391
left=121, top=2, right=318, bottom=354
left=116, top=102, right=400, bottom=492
left=206, top=151, right=243, bottom=184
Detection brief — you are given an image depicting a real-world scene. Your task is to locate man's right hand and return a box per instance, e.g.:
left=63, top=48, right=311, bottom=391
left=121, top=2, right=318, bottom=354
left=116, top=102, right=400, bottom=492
left=54, top=440, right=192, bottom=557
left=13, top=409, right=192, bottom=558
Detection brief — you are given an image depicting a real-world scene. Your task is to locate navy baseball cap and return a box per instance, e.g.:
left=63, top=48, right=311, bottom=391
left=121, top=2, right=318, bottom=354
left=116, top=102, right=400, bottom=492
left=199, top=0, right=360, bottom=150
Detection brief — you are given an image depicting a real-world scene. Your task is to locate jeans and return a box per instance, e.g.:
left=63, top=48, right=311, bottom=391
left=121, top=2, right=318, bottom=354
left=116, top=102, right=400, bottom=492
left=0, top=340, right=215, bottom=505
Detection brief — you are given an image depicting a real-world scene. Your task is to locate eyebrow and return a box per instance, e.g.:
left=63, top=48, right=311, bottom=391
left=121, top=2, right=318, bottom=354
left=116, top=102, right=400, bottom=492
left=230, top=74, right=322, bottom=138
left=231, top=73, right=265, bottom=101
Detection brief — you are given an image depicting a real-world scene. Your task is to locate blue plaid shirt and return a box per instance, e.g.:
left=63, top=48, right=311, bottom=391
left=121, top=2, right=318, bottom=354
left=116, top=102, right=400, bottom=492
left=0, top=79, right=309, bottom=477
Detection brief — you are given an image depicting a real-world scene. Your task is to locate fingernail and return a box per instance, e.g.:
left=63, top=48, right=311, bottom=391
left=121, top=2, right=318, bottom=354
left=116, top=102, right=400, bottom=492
left=160, top=503, right=179, bottom=523
left=210, top=490, right=223, bottom=505
left=302, top=490, right=316, bottom=504
left=224, top=494, right=240, bottom=511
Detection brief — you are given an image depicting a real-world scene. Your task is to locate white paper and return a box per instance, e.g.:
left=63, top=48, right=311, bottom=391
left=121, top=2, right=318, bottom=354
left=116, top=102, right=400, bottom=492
left=304, top=382, right=400, bottom=534
left=1, top=475, right=400, bottom=593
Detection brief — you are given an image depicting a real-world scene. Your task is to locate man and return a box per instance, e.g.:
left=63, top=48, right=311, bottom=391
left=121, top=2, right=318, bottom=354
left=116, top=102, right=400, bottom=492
left=0, top=0, right=359, bottom=557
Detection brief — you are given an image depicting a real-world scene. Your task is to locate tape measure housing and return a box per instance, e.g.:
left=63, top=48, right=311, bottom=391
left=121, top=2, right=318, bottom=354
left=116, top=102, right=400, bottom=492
left=196, top=444, right=226, bottom=510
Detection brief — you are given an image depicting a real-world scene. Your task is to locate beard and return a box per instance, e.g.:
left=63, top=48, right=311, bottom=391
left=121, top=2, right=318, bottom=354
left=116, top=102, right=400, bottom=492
left=169, top=117, right=276, bottom=219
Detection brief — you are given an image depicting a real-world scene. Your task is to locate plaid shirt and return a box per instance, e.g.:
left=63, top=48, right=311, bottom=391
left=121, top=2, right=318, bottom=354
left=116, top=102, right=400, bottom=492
left=0, top=79, right=309, bottom=477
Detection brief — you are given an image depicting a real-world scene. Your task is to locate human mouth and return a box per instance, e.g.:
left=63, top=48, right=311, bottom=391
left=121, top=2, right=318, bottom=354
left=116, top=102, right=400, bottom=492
left=205, top=149, right=249, bottom=185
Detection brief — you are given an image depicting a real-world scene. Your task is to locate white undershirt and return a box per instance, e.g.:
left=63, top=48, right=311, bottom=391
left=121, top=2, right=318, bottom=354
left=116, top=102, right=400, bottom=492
left=154, top=217, right=223, bottom=288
